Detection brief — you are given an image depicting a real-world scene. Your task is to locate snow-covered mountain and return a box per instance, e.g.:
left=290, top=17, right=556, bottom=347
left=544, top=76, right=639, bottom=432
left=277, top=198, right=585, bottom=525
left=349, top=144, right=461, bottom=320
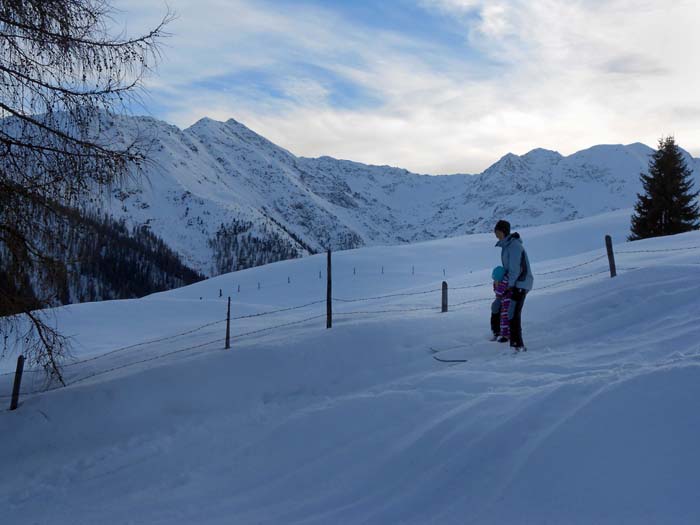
left=96, top=115, right=700, bottom=275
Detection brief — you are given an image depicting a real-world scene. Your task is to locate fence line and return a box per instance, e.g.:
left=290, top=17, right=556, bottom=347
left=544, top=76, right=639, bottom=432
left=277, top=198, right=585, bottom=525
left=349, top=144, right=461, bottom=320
left=6, top=237, right=697, bottom=404
left=534, top=254, right=608, bottom=275
left=450, top=267, right=624, bottom=310
left=335, top=306, right=442, bottom=316
left=451, top=282, right=491, bottom=291
left=332, top=287, right=442, bottom=303
left=534, top=269, right=611, bottom=291
left=66, top=338, right=226, bottom=390
left=224, top=244, right=698, bottom=296
left=233, top=314, right=327, bottom=340
left=232, top=300, right=326, bottom=320
left=1, top=300, right=330, bottom=379
left=0, top=318, right=228, bottom=378
left=615, top=245, right=700, bottom=254
left=62, top=319, right=227, bottom=368
left=0, top=338, right=225, bottom=400
left=451, top=297, right=492, bottom=309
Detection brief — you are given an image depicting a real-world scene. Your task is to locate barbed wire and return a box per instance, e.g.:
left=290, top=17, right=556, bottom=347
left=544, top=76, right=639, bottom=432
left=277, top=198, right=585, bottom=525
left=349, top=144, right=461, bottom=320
left=0, top=338, right=225, bottom=399
left=232, top=314, right=327, bottom=340
left=451, top=282, right=491, bottom=291
left=66, top=338, right=225, bottom=390
left=220, top=243, right=698, bottom=299
left=449, top=268, right=618, bottom=309
left=0, top=298, right=334, bottom=379
left=1, top=246, right=674, bottom=401
left=534, top=254, right=608, bottom=275
left=536, top=269, right=611, bottom=290
left=616, top=245, right=700, bottom=254
left=0, top=318, right=228, bottom=378
left=63, top=320, right=226, bottom=368
left=335, top=305, right=441, bottom=316
left=329, top=252, right=616, bottom=302
left=332, top=287, right=441, bottom=303
left=451, top=297, right=492, bottom=309
left=232, top=300, right=326, bottom=320
left=0, top=377, right=62, bottom=399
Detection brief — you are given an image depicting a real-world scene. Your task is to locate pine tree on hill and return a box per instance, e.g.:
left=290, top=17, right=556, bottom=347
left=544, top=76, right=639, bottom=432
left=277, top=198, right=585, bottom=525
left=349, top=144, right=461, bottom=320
left=629, top=136, right=700, bottom=240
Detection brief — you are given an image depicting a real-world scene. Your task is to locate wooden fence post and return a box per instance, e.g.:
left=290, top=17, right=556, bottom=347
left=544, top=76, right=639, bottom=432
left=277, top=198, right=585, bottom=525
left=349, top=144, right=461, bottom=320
left=442, top=281, right=448, bottom=313
left=10, top=355, right=24, bottom=411
left=327, top=250, right=332, bottom=329
left=225, top=297, right=231, bottom=350
left=605, top=235, right=617, bottom=278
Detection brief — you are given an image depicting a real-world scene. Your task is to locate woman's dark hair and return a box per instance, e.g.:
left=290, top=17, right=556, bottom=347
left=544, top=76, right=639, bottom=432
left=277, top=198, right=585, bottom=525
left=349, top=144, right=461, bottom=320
left=495, top=220, right=511, bottom=236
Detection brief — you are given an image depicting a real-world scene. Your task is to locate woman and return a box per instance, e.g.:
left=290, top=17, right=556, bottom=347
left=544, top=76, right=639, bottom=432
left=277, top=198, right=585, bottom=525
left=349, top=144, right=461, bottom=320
left=494, top=220, right=534, bottom=351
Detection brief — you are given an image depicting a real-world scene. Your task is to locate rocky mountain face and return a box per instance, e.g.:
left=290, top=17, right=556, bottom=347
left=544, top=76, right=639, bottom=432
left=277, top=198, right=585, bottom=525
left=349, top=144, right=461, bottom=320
left=94, top=115, right=699, bottom=276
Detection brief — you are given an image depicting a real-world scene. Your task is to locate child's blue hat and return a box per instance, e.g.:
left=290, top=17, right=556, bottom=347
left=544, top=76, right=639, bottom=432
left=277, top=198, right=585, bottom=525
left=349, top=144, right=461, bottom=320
left=492, top=266, right=506, bottom=281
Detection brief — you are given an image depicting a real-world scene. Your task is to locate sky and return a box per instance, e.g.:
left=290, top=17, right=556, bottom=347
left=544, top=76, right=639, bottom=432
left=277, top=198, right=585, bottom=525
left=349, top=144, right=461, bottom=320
left=113, top=0, right=700, bottom=174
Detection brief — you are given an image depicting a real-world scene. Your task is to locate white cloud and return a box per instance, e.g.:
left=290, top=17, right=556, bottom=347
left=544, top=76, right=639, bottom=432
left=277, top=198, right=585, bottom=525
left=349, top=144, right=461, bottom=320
left=113, top=0, right=700, bottom=173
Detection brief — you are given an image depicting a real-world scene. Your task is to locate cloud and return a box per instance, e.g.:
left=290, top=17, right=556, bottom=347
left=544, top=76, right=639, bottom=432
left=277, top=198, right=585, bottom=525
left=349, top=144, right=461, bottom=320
left=602, top=54, right=669, bottom=77
left=113, top=0, right=700, bottom=173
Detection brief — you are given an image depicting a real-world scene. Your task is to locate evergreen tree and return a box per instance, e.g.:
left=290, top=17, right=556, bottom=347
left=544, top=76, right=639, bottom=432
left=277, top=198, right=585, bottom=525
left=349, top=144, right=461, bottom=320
left=630, top=136, right=700, bottom=240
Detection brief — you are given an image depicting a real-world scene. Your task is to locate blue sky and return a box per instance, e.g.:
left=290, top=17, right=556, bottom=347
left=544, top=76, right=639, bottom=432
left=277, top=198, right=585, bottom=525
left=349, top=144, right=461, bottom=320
left=115, top=0, right=700, bottom=173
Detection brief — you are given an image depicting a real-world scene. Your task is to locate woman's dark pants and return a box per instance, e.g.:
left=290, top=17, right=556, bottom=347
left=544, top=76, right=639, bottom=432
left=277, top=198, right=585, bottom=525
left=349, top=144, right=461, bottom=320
left=509, top=288, right=528, bottom=348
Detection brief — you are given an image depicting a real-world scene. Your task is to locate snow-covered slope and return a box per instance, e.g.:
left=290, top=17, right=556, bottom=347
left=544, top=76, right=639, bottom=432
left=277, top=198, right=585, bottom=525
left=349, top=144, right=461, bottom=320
left=97, top=115, right=700, bottom=275
left=3, top=210, right=700, bottom=524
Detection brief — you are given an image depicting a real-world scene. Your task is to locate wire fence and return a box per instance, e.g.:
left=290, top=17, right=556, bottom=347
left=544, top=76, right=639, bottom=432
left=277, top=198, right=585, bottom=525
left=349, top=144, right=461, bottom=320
left=533, top=254, right=608, bottom=275
left=232, top=314, right=327, bottom=339
left=615, top=244, right=700, bottom=254
left=232, top=300, right=326, bottom=320
left=4, top=240, right=699, bottom=406
left=333, top=287, right=442, bottom=303
left=0, top=338, right=225, bottom=400
left=0, top=318, right=228, bottom=378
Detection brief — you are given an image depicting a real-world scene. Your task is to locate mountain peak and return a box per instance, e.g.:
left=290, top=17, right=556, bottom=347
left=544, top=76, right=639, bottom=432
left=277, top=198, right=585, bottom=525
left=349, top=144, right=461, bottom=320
left=523, top=147, right=563, bottom=159
left=96, top=113, right=700, bottom=277
left=188, top=116, right=223, bottom=130
left=484, top=148, right=562, bottom=177
left=188, top=116, right=260, bottom=140
left=187, top=116, right=257, bottom=135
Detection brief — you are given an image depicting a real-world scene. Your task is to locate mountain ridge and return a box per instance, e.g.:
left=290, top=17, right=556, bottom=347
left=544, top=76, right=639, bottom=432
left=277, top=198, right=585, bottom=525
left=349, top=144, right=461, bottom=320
left=92, top=114, right=699, bottom=276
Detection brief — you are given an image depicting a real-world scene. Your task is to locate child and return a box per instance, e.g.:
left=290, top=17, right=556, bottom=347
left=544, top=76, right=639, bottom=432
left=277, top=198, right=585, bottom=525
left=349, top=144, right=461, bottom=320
left=490, top=266, right=511, bottom=343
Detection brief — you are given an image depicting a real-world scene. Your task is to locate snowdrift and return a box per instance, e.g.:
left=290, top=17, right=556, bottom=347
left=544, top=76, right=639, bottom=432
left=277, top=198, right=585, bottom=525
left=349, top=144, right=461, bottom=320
left=2, top=210, right=700, bottom=524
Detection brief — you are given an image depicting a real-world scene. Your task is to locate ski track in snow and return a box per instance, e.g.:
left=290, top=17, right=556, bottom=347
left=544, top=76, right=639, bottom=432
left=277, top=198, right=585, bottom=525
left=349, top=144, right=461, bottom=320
left=2, top=213, right=700, bottom=524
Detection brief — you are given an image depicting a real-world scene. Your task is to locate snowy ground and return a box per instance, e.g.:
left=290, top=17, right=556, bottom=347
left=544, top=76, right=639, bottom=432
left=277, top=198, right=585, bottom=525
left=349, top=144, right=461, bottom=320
left=2, top=208, right=700, bottom=524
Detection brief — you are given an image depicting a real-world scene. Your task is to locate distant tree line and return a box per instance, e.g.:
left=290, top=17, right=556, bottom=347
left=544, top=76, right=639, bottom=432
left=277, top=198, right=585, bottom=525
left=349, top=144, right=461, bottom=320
left=0, top=193, right=204, bottom=316
left=209, top=219, right=302, bottom=275
left=0, top=0, right=171, bottom=379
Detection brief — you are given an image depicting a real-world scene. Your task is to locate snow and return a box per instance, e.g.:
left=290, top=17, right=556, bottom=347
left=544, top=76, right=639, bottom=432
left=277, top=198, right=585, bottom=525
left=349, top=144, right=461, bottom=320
left=96, top=114, right=700, bottom=275
left=2, top=209, right=700, bottom=524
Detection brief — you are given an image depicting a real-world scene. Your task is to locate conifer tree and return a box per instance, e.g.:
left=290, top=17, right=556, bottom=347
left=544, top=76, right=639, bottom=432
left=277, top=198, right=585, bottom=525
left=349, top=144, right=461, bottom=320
left=630, top=136, right=700, bottom=240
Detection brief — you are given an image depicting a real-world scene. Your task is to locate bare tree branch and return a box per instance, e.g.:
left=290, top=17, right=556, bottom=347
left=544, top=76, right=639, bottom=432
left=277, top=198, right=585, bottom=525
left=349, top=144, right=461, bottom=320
left=0, top=0, right=171, bottom=380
